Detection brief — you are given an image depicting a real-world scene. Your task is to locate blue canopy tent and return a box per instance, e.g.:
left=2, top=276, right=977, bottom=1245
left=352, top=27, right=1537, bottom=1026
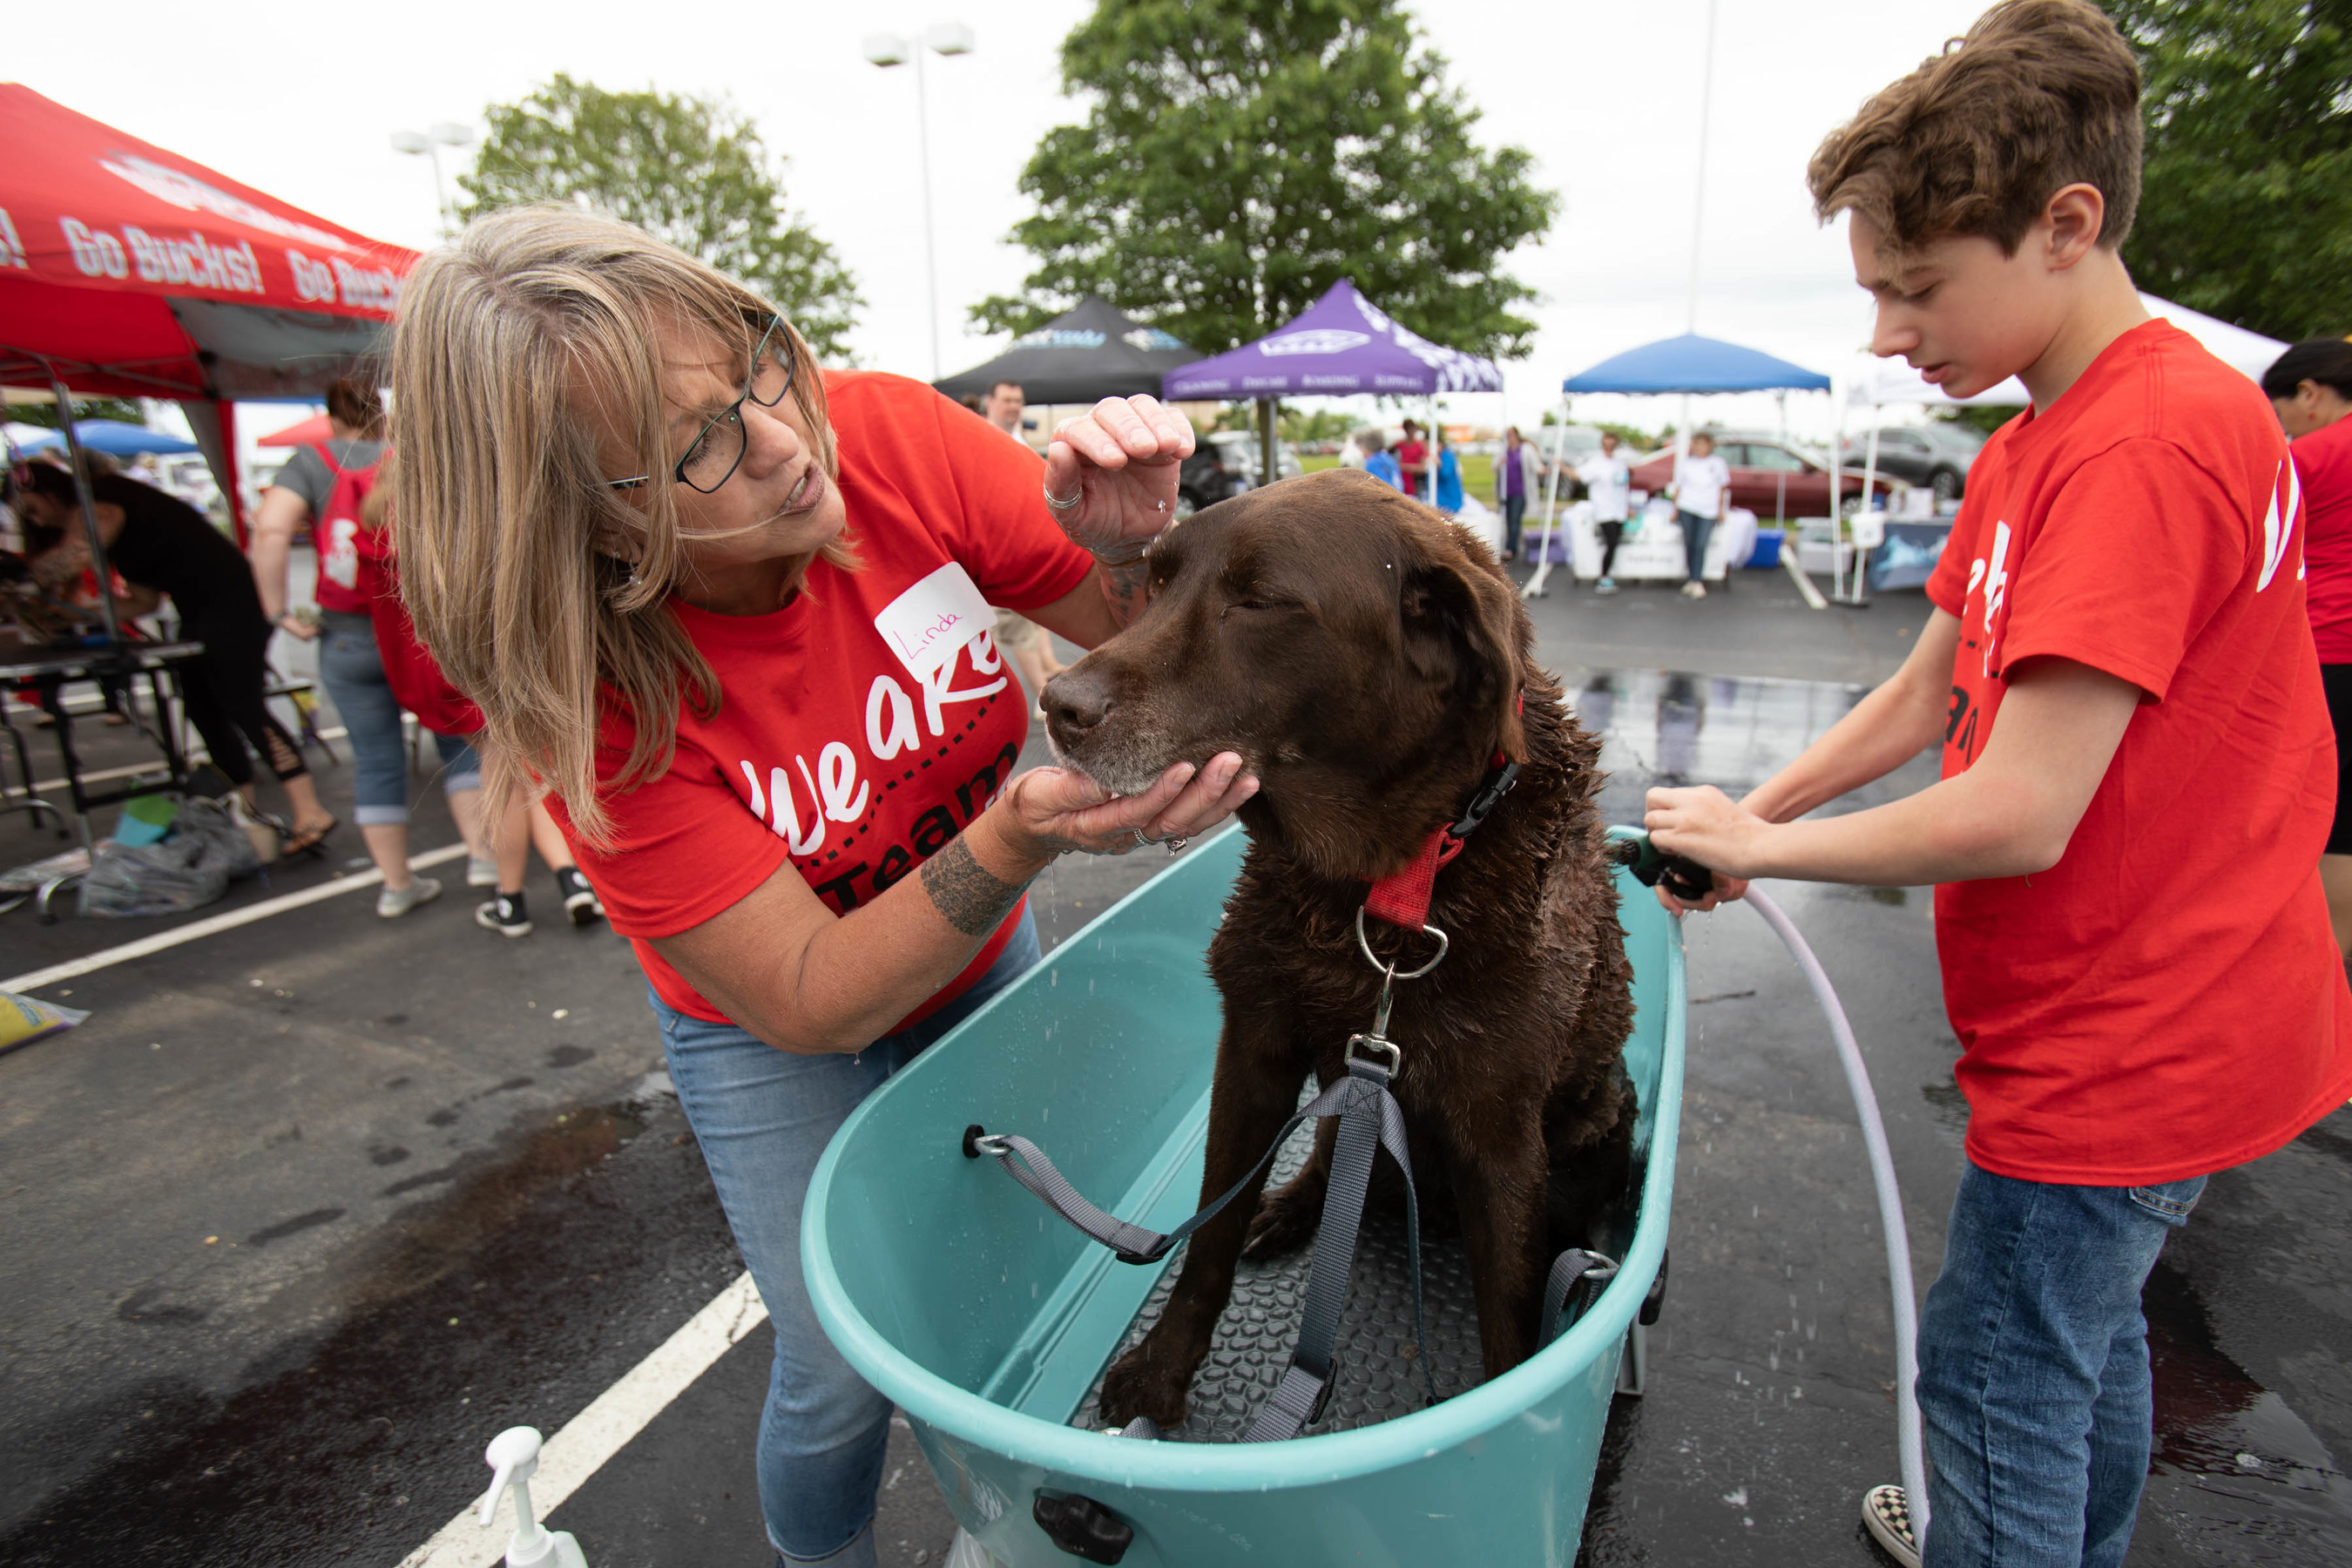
left=1528, top=335, right=1835, bottom=603
left=1560, top=334, right=1830, bottom=395
left=12, top=418, right=201, bottom=457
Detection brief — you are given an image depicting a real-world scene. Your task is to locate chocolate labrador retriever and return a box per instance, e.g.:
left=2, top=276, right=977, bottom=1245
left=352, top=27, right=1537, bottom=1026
left=1042, top=467, right=1635, bottom=1430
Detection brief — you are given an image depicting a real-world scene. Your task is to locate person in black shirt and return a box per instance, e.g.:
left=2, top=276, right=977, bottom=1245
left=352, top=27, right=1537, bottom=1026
left=10, top=461, right=337, bottom=852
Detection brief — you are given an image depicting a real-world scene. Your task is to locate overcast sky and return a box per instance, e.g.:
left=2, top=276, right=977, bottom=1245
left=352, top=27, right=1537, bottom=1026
left=16, top=0, right=1997, bottom=439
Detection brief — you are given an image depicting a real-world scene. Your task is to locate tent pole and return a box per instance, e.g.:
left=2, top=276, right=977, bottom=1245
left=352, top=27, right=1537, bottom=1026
left=1854, top=422, right=1882, bottom=606
left=1524, top=397, right=1571, bottom=600
left=44, top=364, right=122, bottom=645
left=181, top=397, right=245, bottom=546
left=1774, top=389, right=1788, bottom=530
left=1823, top=384, right=1845, bottom=605
left=1258, top=396, right=1276, bottom=492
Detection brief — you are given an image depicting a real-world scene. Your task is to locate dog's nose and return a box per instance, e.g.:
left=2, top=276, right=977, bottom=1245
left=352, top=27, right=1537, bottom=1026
left=1041, top=665, right=1112, bottom=747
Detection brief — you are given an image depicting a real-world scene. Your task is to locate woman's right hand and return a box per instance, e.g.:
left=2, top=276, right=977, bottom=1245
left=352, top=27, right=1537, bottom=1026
left=1002, top=753, right=1256, bottom=860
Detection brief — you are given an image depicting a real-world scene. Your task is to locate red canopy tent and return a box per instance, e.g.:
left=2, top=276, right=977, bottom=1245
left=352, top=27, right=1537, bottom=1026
left=256, top=411, right=334, bottom=448
left=0, top=84, right=419, bottom=544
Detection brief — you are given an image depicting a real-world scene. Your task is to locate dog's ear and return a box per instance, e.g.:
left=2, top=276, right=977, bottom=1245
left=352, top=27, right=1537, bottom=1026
left=1399, top=520, right=1530, bottom=763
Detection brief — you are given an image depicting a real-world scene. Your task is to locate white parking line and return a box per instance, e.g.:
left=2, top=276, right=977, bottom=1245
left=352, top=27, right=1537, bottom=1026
left=1, top=841, right=469, bottom=993
left=396, top=1271, right=770, bottom=1568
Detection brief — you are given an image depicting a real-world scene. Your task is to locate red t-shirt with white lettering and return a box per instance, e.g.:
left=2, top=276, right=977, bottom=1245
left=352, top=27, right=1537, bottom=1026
left=2291, top=413, right=2352, bottom=662
left=1923, top=319, right=2352, bottom=1185
left=547, top=371, right=1095, bottom=1029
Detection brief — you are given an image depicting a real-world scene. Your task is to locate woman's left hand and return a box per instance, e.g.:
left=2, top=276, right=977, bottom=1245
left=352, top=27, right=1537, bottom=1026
left=1043, top=395, right=1196, bottom=560
left=1004, top=752, right=1257, bottom=859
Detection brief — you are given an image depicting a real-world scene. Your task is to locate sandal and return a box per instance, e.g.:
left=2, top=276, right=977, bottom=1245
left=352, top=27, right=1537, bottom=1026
left=281, top=814, right=338, bottom=857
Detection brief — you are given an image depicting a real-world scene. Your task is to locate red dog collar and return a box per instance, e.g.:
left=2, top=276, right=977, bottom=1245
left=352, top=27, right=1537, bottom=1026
left=1362, top=748, right=1521, bottom=933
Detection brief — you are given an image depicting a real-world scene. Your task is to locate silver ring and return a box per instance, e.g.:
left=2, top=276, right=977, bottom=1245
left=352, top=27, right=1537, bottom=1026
left=1165, top=835, right=1186, bottom=855
left=1354, top=907, right=1449, bottom=978
left=1043, top=483, right=1083, bottom=513
left=1130, top=828, right=1152, bottom=850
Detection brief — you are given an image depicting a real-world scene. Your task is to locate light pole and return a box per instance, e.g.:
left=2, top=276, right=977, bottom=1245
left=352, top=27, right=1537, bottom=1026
left=390, top=121, right=476, bottom=239
left=863, top=23, right=975, bottom=379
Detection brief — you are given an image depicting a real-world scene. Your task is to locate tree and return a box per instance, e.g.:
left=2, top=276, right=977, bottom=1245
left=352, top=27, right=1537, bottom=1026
left=974, top=0, right=1558, bottom=362
left=457, top=75, right=860, bottom=360
left=2099, top=0, right=2352, bottom=341
left=9, top=395, right=144, bottom=431
left=1278, top=407, right=1365, bottom=443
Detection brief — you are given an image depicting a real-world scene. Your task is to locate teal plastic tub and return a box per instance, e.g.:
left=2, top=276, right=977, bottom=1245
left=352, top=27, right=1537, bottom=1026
left=805, top=825, right=1686, bottom=1566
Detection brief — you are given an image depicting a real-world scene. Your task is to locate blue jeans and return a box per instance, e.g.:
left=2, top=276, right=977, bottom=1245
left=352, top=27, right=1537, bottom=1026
left=1502, top=492, right=1526, bottom=558
left=652, top=911, right=1042, bottom=1565
left=1676, top=509, right=1715, bottom=584
left=1916, top=1160, right=2207, bottom=1568
left=316, top=611, right=478, bottom=823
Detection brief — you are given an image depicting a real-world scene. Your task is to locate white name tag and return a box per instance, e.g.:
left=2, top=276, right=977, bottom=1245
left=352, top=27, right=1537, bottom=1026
left=874, top=563, right=994, bottom=686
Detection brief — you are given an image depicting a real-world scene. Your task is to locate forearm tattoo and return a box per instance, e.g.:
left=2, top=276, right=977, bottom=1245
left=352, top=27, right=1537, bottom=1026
left=920, top=835, right=1034, bottom=937
left=1100, top=555, right=1151, bottom=626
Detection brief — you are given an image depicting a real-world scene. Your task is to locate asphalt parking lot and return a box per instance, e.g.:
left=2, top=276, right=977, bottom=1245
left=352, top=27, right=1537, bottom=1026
left=2, top=565, right=2346, bottom=1566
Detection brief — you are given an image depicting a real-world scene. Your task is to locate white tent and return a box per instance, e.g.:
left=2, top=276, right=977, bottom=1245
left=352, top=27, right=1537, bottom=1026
left=1847, top=293, right=2291, bottom=412
left=1830, top=295, right=2293, bottom=604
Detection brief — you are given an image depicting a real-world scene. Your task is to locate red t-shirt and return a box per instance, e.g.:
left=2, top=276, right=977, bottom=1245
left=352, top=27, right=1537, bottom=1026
left=2292, top=413, right=2352, bottom=663
left=547, top=371, right=1095, bottom=1029
left=1923, top=319, right=2352, bottom=1186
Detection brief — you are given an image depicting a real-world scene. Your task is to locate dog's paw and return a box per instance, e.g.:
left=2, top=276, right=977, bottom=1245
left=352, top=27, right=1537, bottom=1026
left=1242, top=1176, right=1322, bottom=1260
left=1098, top=1344, right=1193, bottom=1430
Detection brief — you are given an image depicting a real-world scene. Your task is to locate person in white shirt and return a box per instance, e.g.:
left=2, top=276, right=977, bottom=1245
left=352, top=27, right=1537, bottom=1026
left=1575, top=431, right=1634, bottom=593
left=981, top=379, right=1030, bottom=446
left=1671, top=430, right=1732, bottom=599
left=978, top=379, right=1065, bottom=713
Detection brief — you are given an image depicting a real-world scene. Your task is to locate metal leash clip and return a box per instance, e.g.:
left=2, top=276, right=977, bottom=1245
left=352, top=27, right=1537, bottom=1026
left=1345, top=961, right=1405, bottom=1074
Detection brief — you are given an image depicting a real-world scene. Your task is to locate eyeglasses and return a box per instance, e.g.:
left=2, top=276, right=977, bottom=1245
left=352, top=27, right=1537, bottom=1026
left=606, top=316, right=798, bottom=495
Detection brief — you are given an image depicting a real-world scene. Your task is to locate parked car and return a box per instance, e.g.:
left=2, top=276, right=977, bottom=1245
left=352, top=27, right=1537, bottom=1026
left=1629, top=435, right=1888, bottom=521
left=1177, top=430, right=1304, bottom=514
left=1839, top=422, right=1985, bottom=504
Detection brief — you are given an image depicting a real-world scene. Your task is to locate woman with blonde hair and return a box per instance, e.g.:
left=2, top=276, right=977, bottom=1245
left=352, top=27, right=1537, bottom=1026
left=389, top=206, right=1252, bottom=1567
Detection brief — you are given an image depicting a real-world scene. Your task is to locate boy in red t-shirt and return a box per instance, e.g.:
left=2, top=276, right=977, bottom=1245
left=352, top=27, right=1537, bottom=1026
left=1645, top=5, right=2352, bottom=1565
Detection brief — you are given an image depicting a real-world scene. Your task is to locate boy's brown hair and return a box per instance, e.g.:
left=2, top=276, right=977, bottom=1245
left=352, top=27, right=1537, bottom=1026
left=1808, top=0, right=2142, bottom=260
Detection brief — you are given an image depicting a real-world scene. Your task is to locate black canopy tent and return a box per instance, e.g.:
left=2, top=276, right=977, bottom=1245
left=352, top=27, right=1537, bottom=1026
left=933, top=297, right=1197, bottom=406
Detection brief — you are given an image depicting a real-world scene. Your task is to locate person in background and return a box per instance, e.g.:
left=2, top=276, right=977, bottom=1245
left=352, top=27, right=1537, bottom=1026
left=1395, top=418, right=1429, bottom=500
left=1431, top=433, right=1464, bottom=515
left=10, top=461, right=340, bottom=852
left=353, top=462, right=602, bottom=937
left=1358, top=429, right=1403, bottom=491
left=1672, top=431, right=1731, bottom=599
left=2264, top=337, right=2352, bottom=955
left=1495, top=426, right=1540, bottom=560
left=1578, top=431, right=1634, bottom=594
left=249, top=379, right=483, bottom=915
left=981, top=379, right=1064, bottom=719
left=474, top=742, right=607, bottom=936
left=1337, top=430, right=1367, bottom=470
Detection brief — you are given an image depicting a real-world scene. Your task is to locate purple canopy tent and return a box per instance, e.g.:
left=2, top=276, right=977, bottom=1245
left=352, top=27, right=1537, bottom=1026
left=1160, top=279, right=1503, bottom=501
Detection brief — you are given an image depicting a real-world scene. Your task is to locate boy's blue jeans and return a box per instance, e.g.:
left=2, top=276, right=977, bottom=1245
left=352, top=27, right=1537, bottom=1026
left=1917, top=1159, right=2207, bottom=1568
left=649, top=912, right=1040, bottom=1566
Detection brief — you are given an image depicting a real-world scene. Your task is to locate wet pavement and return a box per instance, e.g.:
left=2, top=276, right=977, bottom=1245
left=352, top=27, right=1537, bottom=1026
left=1, top=570, right=2345, bottom=1566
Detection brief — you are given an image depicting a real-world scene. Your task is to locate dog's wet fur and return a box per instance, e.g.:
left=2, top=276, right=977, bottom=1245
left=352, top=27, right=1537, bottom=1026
left=1042, top=468, right=1636, bottom=1430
